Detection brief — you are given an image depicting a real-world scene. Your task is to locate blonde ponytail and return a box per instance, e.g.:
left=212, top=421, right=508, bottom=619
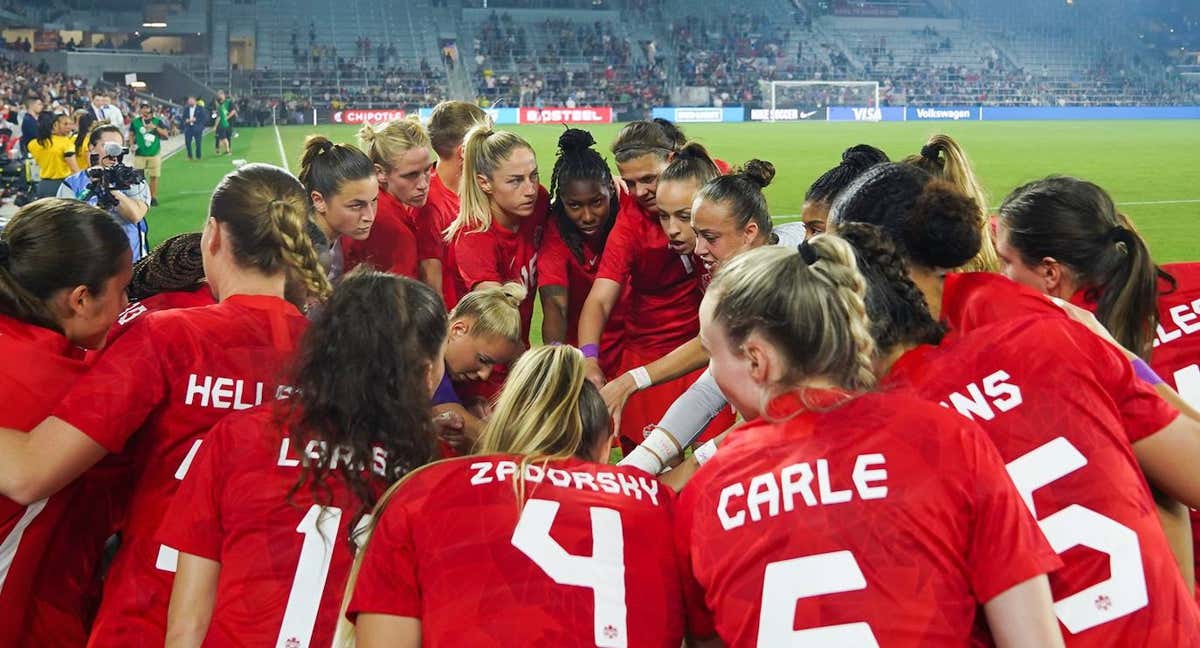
left=710, top=235, right=876, bottom=394
left=904, top=134, right=997, bottom=272
left=444, top=125, right=534, bottom=241
left=358, top=116, right=431, bottom=172
left=450, top=282, right=526, bottom=344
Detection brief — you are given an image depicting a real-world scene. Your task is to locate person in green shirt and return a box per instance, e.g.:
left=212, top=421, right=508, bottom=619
left=131, top=102, right=169, bottom=206
left=213, top=90, right=237, bottom=156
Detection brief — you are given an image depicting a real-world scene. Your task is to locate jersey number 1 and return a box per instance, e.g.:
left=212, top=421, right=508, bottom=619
left=512, top=498, right=627, bottom=647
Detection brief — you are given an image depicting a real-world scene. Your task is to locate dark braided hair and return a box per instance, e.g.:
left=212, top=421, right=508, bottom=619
left=836, top=223, right=946, bottom=354
left=549, top=128, right=618, bottom=264
left=127, top=232, right=205, bottom=301
left=805, top=144, right=889, bottom=204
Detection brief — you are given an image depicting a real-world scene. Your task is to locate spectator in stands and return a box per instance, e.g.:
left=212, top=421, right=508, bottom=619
left=89, top=91, right=124, bottom=137
left=73, top=109, right=98, bottom=161
left=58, top=124, right=151, bottom=262
left=182, top=96, right=204, bottom=161
left=130, top=103, right=167, bottom=206
left=28, top=111, right=78, bottom=197
left=20, top=96, right=41, bottom=155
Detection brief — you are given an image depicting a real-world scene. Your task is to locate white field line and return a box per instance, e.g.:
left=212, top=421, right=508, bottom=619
left=274, top=122, right=290, bottom=172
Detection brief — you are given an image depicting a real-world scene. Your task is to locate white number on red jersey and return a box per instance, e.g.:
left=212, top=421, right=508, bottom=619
left=0, top=498, right=48, bottom=594
left=757, top=550, right=879, bottom=647
left=511, top=498, right=627, bottom=647
left=156, top=438, right=205, bottom=573
left=1005, top=437, right=1148, bottom=633
left=1173, top=364, right=1200, bottom=409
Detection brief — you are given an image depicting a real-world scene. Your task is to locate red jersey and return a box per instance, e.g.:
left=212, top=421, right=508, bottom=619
left=941, top=271, right=1061, bottom=336
left=417, top=168, right=462, bottom=309
left=156, top=405, right=385, bottom=648
left=1151, top=262, right=1200, bottom=407
left=51, top=295, right=308, bottom=647
left=347, top=455, right=684, bottom=647
left=888, top=315, right=1198, bottom=645
left=448, top=186, right=550, bottom=345
left=676, top=389, right=1059, bottom=647
left=538, top=216, right=628, bottom=377
left=596, top=192, right=701, bottom=354
left=0, top=315, right=88, bottom=646
left=343, top=189, right=420, bottom=279
left=106, top=288, right=216, bottom=346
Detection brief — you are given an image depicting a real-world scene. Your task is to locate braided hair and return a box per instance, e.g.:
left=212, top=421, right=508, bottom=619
left=127, top=232, right=205, bottom=301
left=549, top=128, right=618, bottom=264
left=805, top=144, right=889, bottom=204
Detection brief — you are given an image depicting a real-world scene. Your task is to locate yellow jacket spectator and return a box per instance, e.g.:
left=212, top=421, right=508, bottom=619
left=28, top=112, right=79, bottom=197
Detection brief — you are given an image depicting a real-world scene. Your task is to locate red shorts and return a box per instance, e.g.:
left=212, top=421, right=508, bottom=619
left=615, top=346, right=735, bottom=454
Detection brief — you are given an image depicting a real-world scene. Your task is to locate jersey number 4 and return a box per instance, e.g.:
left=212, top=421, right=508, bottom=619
left=512, top=498, right=628, bottom=648
left=1006, top=437, right=1148, bottom=633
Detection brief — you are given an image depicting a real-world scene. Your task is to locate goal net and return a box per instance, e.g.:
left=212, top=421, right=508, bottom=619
left=765, top=81, right=881, bottom=121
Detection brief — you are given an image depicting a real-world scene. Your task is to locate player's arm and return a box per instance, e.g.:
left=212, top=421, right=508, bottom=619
left=1149, top=491, right=1195, bottom=592
left=982, top=575, right=1065, bottom=648
left=165, top=552, right=220, bottom=648
left=1133, top=414, right=1200, bottom=508
left=354, top=614, right=421, bottom=648
left=432, top=402, right=484, bottom=449
left=418, top=259, right=443, bottom=296
left=0, top=417, right=108, bottom=505
left=539, top=285, right=569, bottom=345
left=658, top=424, right=736, bottom=492
left=602, top=337, right=707, bottom=417
left=621, top=369, right=728, bottom=476
left=578, top=277, right=622, bottom=386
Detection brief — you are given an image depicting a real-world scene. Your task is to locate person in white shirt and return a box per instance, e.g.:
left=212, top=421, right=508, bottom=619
left=90, top=92, right=125, bottom=136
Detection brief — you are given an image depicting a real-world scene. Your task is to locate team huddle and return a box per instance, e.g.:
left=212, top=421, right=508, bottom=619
left=0, top=99, right=1199, bottom=647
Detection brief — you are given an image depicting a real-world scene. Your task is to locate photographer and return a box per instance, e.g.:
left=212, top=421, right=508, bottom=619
left=58, top=124, right=150, bottom=261
left=131, top=103, right=167, bottom=206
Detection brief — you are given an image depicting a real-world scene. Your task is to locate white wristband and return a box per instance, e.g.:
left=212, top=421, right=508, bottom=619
left=628, top=366, right=652, bottom=390
left=693, top=439, right=719, bottom=466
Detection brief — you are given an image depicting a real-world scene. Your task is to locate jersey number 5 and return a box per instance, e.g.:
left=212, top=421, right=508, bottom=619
left=512, top=498, right=627, bottom=648
left=757, top=550, right=879, bottom=647
left=1006, top=437, right=1148, bottom=633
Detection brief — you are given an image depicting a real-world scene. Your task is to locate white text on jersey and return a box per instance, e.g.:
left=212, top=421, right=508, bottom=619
left=1154, top=297, right=1200, bottom=348
left=184, top=373, right=274, bottom=410
left=470, top=460, right=660, bottom=506
left=938, top=370, right=1023, bottom=421
left=277, top=437, right=389, bottom=478
left=718, top=454, right=888, bottom=531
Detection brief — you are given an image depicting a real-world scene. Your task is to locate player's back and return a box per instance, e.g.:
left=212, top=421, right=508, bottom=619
left=348, top=454, right=684, bottom=647
left=156, top=405, right=379, bottom=647
left=1154, top=262, right=1200, bottom=407
left=676, top=389, right=1058, bottom=648
left=890, top=314, right=1200, bottom=645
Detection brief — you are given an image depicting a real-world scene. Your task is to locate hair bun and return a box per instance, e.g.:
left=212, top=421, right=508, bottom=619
left=557, top=128, right=596, bottom=153
left=841, top=144, right=888, bottom=172
left=902, top=180, right=981, bottom=269
left=741, top=159, right=776, bottom=189
left=305, top=135, right=334, bottom=155
left=920, top=143, right=940, bottom=162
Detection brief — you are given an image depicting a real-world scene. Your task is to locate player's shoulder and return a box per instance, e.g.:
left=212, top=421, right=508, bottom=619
left=1160, top=262, right=1200, bottom=298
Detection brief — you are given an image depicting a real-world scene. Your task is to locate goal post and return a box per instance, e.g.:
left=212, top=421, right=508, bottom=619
left=766, top=81, right=881, bottom=121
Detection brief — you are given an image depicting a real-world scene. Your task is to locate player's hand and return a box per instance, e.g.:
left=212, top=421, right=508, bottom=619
left=433, top=409, right=467, bottom=449
left=584, top=357, right=606, bottom=389
left=1050, top=296, right=1134, bottom=358
left=466, top=397, right=493, bottom=421
left=600, top=373, right=635, bottom=421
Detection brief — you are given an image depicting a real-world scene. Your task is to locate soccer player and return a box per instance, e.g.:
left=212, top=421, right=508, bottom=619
left=841, top=221, right=1200, bottom=645
left=444, top=125, right=548, bottom=346
left=538, top=128, right=627, bottom=378
left=800, top=143, right=888, bottom=235
left=297, top=135, right=379, bottom=283
left=996, top=175, right=1200, bottom=585
left=417, top=100, right=489, bottom=308
left=902, top=134, right=998, bottom=272
left=346, top=345, right=684, bottom=646
left=346, top=118, right=434, bottom=280
left=0, top=163, right=327, bottom=647
left=433, top=285, right=527, bottom=450
left=828, top=162, right=1061, bottom=335
left=159, top=270, right=445, bottom=648
left=678, top=237, right=1064, bottom=647
left=0, top=200, right=131, bottom=647
left=618, top=161, right=807, bottom=475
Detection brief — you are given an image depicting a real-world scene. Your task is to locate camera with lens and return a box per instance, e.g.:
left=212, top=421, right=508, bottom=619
left=85, top=142, right=144, bottom=210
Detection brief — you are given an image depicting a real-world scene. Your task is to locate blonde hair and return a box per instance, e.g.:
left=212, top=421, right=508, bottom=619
left=427, top=100, right=488, bottom=159
left=209, top=163, right=332, bottom=302
left=357, top=116, right=431, bottom=172
left=450, top=283, right=526, bottom=344
left=444, top=124, right=534, bottom=240
left=903, top=134, right=998, bottom=272
left=710, top=235, right=876, bottom=394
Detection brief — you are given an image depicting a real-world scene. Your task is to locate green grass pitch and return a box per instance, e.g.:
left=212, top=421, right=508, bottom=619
left=152, top=120, right=1200, bottom=343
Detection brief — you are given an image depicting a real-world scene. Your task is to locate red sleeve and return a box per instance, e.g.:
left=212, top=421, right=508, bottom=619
left=155, top=421, right=226, bottom=560
left=414, top=207, right=445, bottom=263
left=961, top=421, right=1062, bottom=602
left=942, top=273, right=1061, bottom=334
left=537, top=221, right=571, bottom=289
left=52, top=315, right=170, bottom=453
left=673, top=477, right=717, bottom=640
left=595, top=203, right=639, bottom=285
left=346, top=494, right=421, bottom=620
left=1074, top=321, right=1181, bottom=444
left=453, top=229, right=502, bottom=289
